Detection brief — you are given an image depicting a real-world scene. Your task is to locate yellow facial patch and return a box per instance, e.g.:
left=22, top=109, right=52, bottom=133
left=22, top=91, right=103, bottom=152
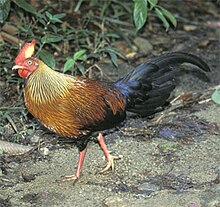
left=24, top=41, right=35, bottom=59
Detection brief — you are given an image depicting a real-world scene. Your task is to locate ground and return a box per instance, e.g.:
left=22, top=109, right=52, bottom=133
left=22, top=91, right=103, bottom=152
left=0, top=1, right=219, bottom=207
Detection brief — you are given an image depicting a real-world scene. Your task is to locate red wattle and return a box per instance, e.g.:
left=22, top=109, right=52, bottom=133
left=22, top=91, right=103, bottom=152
left=18, top=69, right=30, bottom=78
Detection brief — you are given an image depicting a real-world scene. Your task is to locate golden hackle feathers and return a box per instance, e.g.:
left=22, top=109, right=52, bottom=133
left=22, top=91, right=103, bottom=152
left=25, top=60, right=71, bottom=105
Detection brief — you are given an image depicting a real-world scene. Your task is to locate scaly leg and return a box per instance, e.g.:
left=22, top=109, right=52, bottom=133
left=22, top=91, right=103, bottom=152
left=62, top=147, right=87, bottom=182
left=97, top=133, right=119, bottom=173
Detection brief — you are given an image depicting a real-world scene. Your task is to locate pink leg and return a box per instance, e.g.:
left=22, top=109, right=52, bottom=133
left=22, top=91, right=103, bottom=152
left=75, top=148, right=87, bottom=178
left=97, top=133, right=119, bottom=173
left=62, top=147, right=87, bottom=182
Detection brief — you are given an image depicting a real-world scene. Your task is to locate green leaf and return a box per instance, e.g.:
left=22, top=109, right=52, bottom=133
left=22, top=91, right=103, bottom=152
left=6, top=114, right=18, bottom=133
left=73, top=49, right=87, bottom=61
left=148, top=0, right=158, bottom=9
left=41, top=34, right=63, bottom=44
left=74, top=0, right=84, bottom=12
left=158, top=141, right=178, bottom=153
left=51, top=13, right=65, bottom=23
left=133, top=0, right=148, bottom=31
left=38, top=18, right=46, bottom=26
left=50, top=24, right=58, bottom=33
left=211, top=89, right=220, bottom=105
left=149, top=0, right=158, bottom=5
left=39, top=49, right=56, bottom=68
left=63, top=58, right=75, bottom=73
left=100, top=0, right=111, bottom=17
left=45, top=11, right=53, bottom=20
left=104, top=33, right=120, bottom=39
left=155, top=7, right=170, bottom=31
left=51, top=17, right=63, bottom=24
left=108, top=52, right=118, bottom=67
left=13, top=0, right=37, bottom=14
left=76, top=63, right=85, bottom=75
left=87, top=53, right=100, bottom=59
left=0, top=0, right=11, bottom=23
left=98, top=46, right=119, bottom=67
left=53, top=13, right=66, bottom=19
left=158, top=6, right=177, bottom=28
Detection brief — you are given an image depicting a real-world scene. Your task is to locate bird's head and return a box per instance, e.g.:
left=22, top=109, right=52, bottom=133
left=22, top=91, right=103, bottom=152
left=12, top=40, right=39, bottom=79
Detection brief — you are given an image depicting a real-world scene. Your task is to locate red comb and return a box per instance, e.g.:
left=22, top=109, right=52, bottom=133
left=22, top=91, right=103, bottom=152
left=15, top=40, right=36, bottom=65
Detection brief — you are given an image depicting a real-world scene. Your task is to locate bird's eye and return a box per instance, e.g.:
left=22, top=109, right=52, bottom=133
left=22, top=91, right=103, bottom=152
left=27, top=60, right=32, bottom=65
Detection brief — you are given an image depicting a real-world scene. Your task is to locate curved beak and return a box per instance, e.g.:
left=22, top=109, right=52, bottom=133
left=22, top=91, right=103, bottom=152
left=12, top=65, right=24, bottom=70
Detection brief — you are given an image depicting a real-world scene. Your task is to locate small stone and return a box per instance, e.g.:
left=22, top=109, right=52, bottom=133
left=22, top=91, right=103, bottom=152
left=188, top=202, right=199, bottom=207
left=138, top=181, right=160, bottom=195
left=118, top=154, right=123, bottom=159
left=207, top=200, right=220, bottom=207
left=39, top=147, right=49, bottom=156
left=30, top=135, right=41, bottom=143
left=133, top=37, right=153, bottom=53
left=8, top=162, right=19, bottom=169
left=104, top=196, right=128, bottom=207
left=183, top=24, right=197, bottom=31
left=3, top=124, right=14, bottom=137
left=22, top=173, right=36, bottom=182
left=214, top=171, right=220, bottom=184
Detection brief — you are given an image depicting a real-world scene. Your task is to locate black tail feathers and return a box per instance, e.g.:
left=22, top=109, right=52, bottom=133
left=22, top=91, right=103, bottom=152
left=114, top=52, right=210, bottom=117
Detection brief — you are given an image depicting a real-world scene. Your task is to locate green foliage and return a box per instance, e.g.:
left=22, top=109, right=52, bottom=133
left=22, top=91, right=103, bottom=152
left=157, top=6, right=177, bottom=28
left=1, top=0, right=177, bottom=31
left=45, top=11, right=66, bottom=23
left=0, top=105, right=36, bottom=141
left=36, top=11, right=66, bottom=68
left=133, top=0, right=177, bottom=31
left=211, top=89, right=220, bottom=105
left=158, top=141, right=179, bottom=153
left=1, top=0, right=177, bottom=77
left=63, top=49, right=87, bottom=74
left=41, top=34, right=63, bottom=44
left=39, top=49, right=56, bottom=68
left=133, top=0, right=148, bottom=31
left=0, top=0, right=11, bottom=23
left=97, top=46, right=123, bottom=68
left=0, top=0, right=38, bottom=23
left=13, top=0, right=37, bottom=15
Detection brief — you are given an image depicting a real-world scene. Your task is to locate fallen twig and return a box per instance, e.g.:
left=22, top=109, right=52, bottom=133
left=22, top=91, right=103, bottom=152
left=0, top=140, right=33, bottom=155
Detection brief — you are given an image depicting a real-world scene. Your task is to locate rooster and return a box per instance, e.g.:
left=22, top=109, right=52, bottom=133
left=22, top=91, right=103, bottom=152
left=12, top=40, right=210, bottom=182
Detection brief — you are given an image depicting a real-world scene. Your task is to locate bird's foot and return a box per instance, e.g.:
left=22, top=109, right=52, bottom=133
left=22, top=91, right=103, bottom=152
left=62, top=174, right=78, bottom=181
left=57, top=175, right=79, bottom=184
left=100, top=154, right=119, bottom=173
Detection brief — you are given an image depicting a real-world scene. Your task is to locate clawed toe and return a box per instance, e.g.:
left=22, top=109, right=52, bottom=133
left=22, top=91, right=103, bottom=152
left=57, top=175, right=79, bottom=184
left=100, top=155, right=119, bottom=173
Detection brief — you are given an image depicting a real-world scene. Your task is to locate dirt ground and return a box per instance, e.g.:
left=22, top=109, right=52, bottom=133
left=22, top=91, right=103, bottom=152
left=0, top=1, right=219, bottom=207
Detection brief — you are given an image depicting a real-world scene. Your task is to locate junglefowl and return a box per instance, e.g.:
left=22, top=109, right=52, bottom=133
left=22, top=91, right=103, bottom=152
left=12, top=40, right=210, bottom=182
